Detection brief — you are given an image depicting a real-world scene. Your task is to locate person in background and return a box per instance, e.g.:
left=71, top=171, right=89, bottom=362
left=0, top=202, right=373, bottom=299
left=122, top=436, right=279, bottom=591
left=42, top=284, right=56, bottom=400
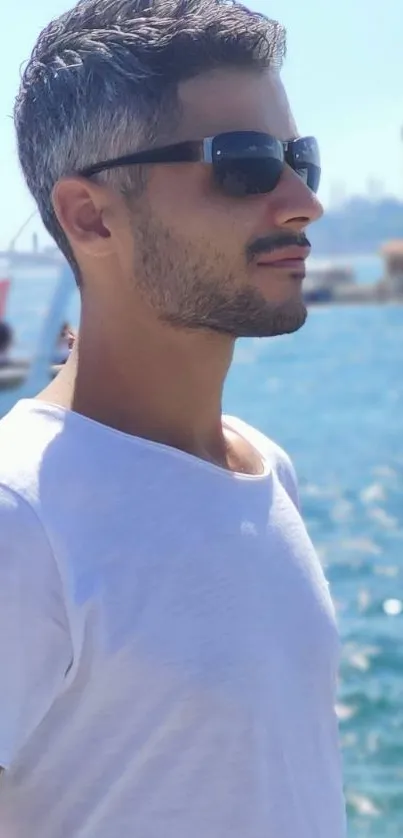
left=53, top=322, right=75, bottom=365
left=0, top=1, right=347, bottom=837
left=67, top=328, right=75, bottom=352
left=0, top=321, right=14, bottom=366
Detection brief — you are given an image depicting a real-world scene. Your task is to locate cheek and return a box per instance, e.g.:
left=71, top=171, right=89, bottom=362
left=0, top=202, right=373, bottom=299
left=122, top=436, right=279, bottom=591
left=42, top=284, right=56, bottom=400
left=152, top=164, right=272, bottom=250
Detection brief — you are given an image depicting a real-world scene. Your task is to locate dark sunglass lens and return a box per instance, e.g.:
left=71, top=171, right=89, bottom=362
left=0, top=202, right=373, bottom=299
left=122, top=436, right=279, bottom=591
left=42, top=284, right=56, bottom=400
left=293, top=164, right=321, bottom=193
left=307, top=165, right=321, bottom=193
left=287, top=137, right=321, bottom=193
left=212, top=132, right=284, bottom=196
left=214, top=158, right=283, bottom=197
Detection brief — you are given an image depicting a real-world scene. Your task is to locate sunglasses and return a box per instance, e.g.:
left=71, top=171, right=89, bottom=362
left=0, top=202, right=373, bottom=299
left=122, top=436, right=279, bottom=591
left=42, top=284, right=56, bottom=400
left=79, top=131, right=321, bottom=198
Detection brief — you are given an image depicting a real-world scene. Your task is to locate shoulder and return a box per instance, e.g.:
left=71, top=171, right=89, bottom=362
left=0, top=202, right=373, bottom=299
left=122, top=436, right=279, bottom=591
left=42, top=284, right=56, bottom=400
left=225, top=415, right=300, bottom=508
left=0, top=399, right=64, bottom=501
left=0, top=406, right=72, bottom=632
left=0, top=481, right=59, bottom=586
left=0, top=403, right=64, bottom=573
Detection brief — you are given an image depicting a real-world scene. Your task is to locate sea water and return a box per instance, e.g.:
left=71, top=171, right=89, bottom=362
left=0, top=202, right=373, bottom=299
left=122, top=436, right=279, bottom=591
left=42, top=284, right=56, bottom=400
left=0, top=270, right=402, bottom=837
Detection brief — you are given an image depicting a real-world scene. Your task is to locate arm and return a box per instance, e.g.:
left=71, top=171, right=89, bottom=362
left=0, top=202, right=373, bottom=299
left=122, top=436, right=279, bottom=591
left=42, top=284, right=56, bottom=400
left=0, top=485, right=73, bottom=771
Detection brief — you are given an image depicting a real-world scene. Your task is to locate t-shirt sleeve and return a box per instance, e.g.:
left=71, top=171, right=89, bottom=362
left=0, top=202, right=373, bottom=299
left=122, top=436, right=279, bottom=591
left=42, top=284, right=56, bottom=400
left=0, top=484, right=73, bottom=769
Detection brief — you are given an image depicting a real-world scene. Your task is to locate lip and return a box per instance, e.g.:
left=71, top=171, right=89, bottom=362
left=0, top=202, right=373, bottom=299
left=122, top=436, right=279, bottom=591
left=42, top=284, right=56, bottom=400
left=256, top=246, right=311, bottom=266
left=258, top=258, right=306, bottom=270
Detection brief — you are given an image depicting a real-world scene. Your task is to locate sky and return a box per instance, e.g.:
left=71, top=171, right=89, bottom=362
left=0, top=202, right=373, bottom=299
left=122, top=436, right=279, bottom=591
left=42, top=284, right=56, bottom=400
left=1, top=0, right=402, bottom=249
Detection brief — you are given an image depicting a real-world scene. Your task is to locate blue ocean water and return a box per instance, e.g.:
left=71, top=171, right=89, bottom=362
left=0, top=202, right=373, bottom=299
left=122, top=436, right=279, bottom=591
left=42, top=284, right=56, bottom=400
left=1, top=268, right=402, bottom=836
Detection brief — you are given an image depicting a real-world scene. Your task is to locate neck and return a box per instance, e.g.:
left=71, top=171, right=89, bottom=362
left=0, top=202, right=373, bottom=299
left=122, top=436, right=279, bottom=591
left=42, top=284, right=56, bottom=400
left=43, top=298, right=236, bottom=466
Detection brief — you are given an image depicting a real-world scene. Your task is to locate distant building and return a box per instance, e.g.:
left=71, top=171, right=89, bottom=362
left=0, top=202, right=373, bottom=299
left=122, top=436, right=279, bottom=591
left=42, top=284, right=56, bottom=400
left=365, top=177, right=384, bottom=202
left=328, top=181, right=347, bottom=210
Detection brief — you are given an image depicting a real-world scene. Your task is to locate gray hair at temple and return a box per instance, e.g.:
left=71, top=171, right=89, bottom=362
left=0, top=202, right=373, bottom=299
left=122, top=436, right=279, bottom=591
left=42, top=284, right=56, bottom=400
left=14, top=0, right=286, bottom=281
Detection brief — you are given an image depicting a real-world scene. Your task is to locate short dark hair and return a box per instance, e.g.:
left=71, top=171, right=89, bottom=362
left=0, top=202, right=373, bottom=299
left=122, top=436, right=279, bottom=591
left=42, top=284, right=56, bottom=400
left=14, top=0, right=286, bottom=280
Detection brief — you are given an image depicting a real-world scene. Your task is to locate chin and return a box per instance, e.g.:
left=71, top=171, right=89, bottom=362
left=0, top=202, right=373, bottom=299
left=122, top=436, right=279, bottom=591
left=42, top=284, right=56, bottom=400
left=227, top=298, right=308, bottom=339
left=264, top=300, right=307, bottom=338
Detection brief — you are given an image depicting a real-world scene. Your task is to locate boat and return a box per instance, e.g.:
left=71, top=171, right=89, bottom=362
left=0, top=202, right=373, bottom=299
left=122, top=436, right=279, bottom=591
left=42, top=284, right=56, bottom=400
left=0, top=361, right=67, bottom=393
left=0, top=247, right=75, bottom=394
left=0, top=361, right=30, bottom=391
left=378, top=240, right=403, bottom=299
left=303, top=262, right=355, bottom=304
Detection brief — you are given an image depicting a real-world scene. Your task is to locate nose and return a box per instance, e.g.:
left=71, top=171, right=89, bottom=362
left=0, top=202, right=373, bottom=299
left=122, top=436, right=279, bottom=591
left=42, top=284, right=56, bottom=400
left=269, top=166, right=324, bottom=231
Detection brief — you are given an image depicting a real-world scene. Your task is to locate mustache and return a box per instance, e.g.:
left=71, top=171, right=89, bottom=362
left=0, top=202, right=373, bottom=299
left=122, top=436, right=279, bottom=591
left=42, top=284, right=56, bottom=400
left=246, top=232, right=311, bottom=263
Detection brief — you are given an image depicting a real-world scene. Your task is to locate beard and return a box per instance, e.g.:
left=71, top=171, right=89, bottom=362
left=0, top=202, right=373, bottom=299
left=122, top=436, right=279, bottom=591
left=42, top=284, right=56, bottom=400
left=131, top=206, right=307, bottom=339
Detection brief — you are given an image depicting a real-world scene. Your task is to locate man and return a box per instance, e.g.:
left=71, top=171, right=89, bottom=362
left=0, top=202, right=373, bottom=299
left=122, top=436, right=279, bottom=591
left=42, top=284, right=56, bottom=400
left=0, top=1, right=346, bottom=836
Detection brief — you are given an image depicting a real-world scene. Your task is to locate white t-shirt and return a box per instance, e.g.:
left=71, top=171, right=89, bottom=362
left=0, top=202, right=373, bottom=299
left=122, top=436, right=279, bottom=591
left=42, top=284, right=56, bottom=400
left=0, top=399, right=346, bottom=838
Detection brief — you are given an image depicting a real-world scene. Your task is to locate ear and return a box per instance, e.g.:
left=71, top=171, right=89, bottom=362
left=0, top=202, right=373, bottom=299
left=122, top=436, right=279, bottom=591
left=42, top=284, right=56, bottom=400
left=52, top=176, right=116, bottom=258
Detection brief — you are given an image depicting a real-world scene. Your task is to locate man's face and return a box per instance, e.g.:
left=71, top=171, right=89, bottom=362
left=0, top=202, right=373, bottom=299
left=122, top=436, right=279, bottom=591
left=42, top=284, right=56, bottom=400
left=73, top=68, right=324, bottom=339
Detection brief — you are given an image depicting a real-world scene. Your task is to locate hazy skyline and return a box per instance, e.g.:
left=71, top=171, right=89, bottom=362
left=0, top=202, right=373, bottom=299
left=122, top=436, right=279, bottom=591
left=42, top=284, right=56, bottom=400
left=1, top=0, right=402, bottom=249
